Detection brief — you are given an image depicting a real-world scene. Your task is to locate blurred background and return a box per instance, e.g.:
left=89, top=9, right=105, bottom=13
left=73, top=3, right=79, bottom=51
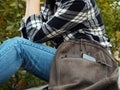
left=0, top=0, right=120, bottom=90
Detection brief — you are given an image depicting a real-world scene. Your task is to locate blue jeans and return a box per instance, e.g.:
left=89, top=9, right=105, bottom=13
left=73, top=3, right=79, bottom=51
left=0, top=37, right=56, bottom=84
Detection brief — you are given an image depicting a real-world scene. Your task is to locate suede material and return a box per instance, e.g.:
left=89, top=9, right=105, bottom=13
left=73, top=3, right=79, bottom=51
left=48, top=39, right=119, bottom=90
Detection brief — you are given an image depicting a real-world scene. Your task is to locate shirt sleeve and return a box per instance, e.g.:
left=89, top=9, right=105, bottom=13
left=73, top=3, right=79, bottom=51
left=19, top=4, right=54, bottom=38
left=24, top=0, right=88, bottom=43
left=19, top=18, right=28, bottom=39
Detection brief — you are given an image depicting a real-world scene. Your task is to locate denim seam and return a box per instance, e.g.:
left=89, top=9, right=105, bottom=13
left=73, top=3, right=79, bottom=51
left=0, top=45, right=22, bottom=68
left=0, top=42, right=18, bottom=59
left=0, top=38, right=55, bottom=61
left=18, top=40, right=56, bottom=55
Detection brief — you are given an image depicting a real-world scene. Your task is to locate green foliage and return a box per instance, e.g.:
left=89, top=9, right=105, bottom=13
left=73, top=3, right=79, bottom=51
left=0, top=0, right=24, bottom=42
left=0, top=0, right=44, bottom=43
left=0, top=69, right=47, bottom=90
left=96, top=0, right=120, bottom=50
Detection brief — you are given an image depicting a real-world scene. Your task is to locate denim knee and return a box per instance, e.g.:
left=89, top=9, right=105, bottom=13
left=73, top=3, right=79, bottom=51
left=0, top=37, right=24, bottom=56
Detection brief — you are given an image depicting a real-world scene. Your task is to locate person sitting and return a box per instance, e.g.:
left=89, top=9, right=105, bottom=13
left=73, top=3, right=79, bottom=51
left=0, top=0, right=111, bottom=84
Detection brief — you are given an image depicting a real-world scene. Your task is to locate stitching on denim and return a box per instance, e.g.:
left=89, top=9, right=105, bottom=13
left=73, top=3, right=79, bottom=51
left=0, top=42, right=18, bottom=59
left=18, top=40, right=56, bottom=55
left=0, top=37, right=56, bottom=60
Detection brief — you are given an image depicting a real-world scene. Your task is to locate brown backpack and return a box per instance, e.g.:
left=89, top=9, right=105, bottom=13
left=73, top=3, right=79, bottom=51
left=48, top=39, right=119, bottom=90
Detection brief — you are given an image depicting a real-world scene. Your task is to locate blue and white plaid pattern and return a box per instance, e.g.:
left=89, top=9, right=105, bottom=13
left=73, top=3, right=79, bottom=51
left=20, top=0, right=112, bottom=48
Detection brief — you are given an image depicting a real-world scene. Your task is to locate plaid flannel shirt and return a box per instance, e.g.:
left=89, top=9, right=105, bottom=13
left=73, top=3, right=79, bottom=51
left=20, top=0, right=112, bottom=48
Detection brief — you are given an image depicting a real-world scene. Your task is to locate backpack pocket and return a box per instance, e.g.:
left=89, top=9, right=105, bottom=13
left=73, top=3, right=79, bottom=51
left=54, top=57, right=112, bottom=90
